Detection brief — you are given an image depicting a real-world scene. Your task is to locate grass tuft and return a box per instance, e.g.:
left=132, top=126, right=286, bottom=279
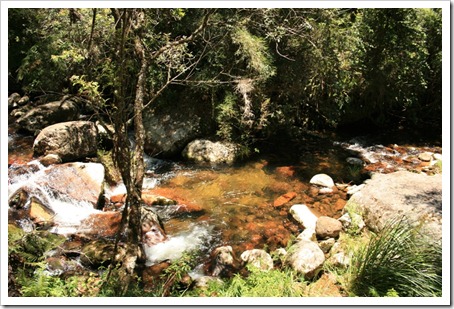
left=349, top=217, right=442, bottom=297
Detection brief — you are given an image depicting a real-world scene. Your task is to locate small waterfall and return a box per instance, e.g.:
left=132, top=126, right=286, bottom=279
left=143, top=222, right=214, bottom=266
left=8, top=160, right=101, bottom=235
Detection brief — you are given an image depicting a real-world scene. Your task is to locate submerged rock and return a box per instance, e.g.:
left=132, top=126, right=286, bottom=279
left=78, top=211, right=122, bottom=238
left=273, top=192, right=297, bottom=208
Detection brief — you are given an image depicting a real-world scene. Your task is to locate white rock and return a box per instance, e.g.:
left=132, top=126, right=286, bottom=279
left=310, top=174, right=335, bottom=188
left=433, top=153, right=442, bottom=161
left=273, top=248, right=287, bottom=260
left=241, top=249, right=273, bottom=271
left=338, top=212, right=352, bottom=229
left=296, top=228, right=316, bottom=242
left=290, top=204, right=318, bottom=230
left=193, top=276, right=224, bottom=288
left=331, top=252, right=350, bottom=268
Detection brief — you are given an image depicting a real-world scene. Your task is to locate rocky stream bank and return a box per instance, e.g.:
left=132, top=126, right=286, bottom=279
left=7, top=93, right=443, bottom=297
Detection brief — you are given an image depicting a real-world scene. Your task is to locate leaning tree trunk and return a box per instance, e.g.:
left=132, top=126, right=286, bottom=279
left=104, top=9, right=148, bottom=295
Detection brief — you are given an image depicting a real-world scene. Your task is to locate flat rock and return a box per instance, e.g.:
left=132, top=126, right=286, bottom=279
left=346, top=171, right=442, bottom=240
left=273, top=192, right=297, bottom=207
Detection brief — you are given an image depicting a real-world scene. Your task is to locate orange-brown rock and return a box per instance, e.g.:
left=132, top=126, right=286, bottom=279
left=273, top=192, right=297, bottom=208
left=29, top=197, right=55, bottom=225
left=78, top=211, right=122, bottom=238
left=334, top=199, right=346, bottom=212
left=275, top=166, right=296, bottom=177
left=141, top=192, right=176, bottom=206
left=110, top=193, right=126, bottom=204
left=309, top=186, right=319, bottom=197
left=147, top=188, right=203, bottom=213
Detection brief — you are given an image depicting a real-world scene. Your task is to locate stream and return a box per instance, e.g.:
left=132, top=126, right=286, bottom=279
left=7, top=119, right=442, bottom=276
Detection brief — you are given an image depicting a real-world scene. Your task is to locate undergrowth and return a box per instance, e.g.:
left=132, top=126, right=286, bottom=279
left=348, top=217, right=442, bottom=297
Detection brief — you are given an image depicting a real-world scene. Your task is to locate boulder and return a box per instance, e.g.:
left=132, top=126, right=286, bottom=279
left=315, top=216, right=343, bottom=239
left=42, top=162, right=105, bottom=208
left=284, top=239, right=325, bottom=279
left=33, top=121, right=97, bottom=162
left=289, top=204, right=318, bottom=230
left=15, top=99, right=80, bottom=134
left=143, top=105, right=201, bottom=158
left=8, top=93, right=21, bottom=110
left=346, top=157, right=364, bottom=166
left=182, top=139, right=240, bottom=165
left=346, top=171, right=442, bottom=240
left=240, top=249, right=273, bottom=271
left=209, top=246, right=236, bottom=277
left=17, top=95, right=30, bottom=106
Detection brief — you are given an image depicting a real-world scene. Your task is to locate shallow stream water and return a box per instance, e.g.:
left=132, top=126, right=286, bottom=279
left=7, top=119, right=442, bottom=265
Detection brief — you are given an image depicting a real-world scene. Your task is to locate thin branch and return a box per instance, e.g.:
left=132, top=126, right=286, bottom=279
left=148, top=9, right=213, bottom=61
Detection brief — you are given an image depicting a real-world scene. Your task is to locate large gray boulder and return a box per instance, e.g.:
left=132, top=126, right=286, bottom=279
left=182, top=139, right=240, bottom=165
left=33, top=121, right=97, bottom=162
left=346, top=171, right=442, bottom=240
left=284, top=239, right=325, bottom=279
left=143, top=106, right=201, bottom=158
left=15, top=99, right=80, bottom=134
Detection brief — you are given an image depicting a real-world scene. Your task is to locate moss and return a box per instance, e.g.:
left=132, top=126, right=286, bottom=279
left=97, top=149, right=122, bottom=185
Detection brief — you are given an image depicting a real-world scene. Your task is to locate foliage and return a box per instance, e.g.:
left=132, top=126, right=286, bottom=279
left=8, top=225, right=66, bottom=266
left=231, top=26, right=275, bottom=80
left=10, top=8, right=442, bottom=138
left=348, top=217, right=442, bottom=297
left=189, top=265, right=305, bottom=297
